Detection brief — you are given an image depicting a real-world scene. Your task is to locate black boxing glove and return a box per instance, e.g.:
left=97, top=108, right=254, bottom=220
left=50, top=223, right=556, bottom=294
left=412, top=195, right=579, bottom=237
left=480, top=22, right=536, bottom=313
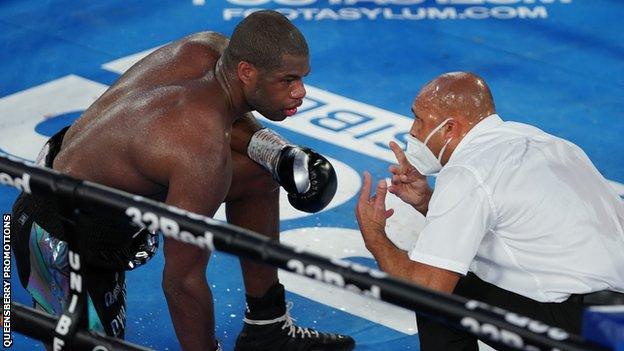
left=275, top=146, right=337, bottom=213
left=247, top=128, right=337, bottom=213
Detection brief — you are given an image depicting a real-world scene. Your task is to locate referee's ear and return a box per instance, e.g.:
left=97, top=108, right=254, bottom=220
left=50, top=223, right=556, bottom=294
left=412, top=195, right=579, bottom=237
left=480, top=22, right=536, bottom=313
left=444, top=118, right=462, bottom=139
left=439, top=117, right=468, bottom=166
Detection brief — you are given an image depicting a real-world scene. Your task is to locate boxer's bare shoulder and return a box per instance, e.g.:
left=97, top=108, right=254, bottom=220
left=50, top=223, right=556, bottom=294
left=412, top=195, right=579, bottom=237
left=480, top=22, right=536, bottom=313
left=113, top=31, right=228, bottom=88
left=53, top=31, right=233, bottom=196
left=76, top=30, right=228, bottom=118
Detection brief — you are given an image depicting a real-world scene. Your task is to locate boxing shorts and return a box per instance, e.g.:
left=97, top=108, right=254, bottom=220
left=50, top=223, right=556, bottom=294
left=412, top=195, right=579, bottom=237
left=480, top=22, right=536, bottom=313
left=11, top=126, right=158, bottom=338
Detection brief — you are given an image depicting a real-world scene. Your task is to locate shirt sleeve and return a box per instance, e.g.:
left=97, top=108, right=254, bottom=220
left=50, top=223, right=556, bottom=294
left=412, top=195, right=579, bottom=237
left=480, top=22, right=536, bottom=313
left=408, top=165, right=496, bottom=275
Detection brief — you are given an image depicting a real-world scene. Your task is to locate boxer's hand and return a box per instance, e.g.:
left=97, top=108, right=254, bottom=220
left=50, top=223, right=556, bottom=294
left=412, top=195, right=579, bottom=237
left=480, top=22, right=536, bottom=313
left=355, top=172, right=394, bottom=251
left=388, top=141, right=432, bottom=215
left=276, top=146, right=337, bottom=213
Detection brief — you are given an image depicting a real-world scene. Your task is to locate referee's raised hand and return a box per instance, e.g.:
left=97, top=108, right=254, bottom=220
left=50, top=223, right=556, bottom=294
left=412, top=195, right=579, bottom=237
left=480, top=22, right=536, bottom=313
left=388, top=141, right=433, bottom=215
left=355, top=171, right=394, bottom=253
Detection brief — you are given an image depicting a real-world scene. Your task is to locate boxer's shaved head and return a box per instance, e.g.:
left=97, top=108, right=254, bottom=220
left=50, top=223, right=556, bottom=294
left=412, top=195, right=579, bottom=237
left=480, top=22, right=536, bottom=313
left=416, top=72, right=495, bottom=123
left=224, top=10, right=309, bottom=71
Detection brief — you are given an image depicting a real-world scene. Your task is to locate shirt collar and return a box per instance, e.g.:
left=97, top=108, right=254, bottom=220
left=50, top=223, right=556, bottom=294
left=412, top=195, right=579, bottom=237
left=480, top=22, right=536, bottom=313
left=447, top=114, right=503, bottom=164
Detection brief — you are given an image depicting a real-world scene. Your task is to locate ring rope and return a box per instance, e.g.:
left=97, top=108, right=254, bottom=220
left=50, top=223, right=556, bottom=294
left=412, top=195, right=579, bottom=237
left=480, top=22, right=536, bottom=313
left=12, top=302, right=151, bottom=351
left=0, top=153, right=609, bottom=351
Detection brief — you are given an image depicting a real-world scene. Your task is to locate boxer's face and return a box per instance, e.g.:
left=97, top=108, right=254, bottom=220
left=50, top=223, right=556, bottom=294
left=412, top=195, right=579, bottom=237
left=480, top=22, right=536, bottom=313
left=245, top=54, right=310, bottom=121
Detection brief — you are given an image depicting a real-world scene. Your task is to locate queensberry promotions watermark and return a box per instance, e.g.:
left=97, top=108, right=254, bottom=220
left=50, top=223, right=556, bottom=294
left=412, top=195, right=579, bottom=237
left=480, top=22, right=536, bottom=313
left=2, top=214, right=12, bottom=348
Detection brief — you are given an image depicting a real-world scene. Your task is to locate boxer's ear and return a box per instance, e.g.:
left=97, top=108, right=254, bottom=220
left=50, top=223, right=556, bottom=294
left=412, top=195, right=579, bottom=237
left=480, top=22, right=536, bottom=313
left=237, top=61, right=257, bottom=86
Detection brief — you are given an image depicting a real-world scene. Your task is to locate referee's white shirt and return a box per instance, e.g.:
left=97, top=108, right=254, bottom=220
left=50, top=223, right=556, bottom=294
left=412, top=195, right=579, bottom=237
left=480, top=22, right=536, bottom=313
left=407, top=114, right=624, bottom=303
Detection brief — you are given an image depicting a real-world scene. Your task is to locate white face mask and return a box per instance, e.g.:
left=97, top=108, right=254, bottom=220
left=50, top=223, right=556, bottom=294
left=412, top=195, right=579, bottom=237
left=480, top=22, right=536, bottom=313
left=405, top=118, right=453, bottom=176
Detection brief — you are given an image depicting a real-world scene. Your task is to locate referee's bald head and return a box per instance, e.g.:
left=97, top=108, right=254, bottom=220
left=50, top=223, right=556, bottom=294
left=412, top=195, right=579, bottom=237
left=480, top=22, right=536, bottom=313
left=415, top=72, right=495, bottom=125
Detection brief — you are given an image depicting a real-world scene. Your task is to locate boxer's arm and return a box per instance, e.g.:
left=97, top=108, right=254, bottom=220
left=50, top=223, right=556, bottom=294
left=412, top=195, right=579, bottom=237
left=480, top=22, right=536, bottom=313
left=231, top=112, right=264, bottom=154
left=160, top=122, right=231, bottom=350
left=162, top=234, right=213, bottom=351
left=231, top=113, right=337, bottom=212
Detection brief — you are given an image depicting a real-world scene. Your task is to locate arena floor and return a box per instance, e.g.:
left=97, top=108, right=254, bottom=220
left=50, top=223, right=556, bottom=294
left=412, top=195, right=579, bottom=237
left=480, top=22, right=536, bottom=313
left=1, top=0, right=623, bottom=350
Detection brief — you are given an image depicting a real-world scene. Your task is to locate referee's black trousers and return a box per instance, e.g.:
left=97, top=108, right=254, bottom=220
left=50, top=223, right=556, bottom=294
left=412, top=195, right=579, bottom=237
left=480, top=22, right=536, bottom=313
left=416, top=273, right=585, bottom=351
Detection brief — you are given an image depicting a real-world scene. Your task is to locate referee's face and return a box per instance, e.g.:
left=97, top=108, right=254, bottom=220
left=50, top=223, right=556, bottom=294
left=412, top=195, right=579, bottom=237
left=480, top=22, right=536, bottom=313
left=410, top=99, right=450, bottom=157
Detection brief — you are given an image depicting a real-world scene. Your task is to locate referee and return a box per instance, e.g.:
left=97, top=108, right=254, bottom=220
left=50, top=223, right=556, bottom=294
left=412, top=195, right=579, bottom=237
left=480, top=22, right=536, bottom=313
left=355, top=72, right=624, bottom=350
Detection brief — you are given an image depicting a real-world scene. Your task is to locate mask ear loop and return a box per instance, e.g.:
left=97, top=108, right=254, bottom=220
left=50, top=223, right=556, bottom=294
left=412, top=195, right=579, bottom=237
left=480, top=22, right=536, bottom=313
left=423, top=118, right=454, bottom=146
left=423, top=118, right=454, bottom=164
left=437, top=138, right=452, bottom=162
